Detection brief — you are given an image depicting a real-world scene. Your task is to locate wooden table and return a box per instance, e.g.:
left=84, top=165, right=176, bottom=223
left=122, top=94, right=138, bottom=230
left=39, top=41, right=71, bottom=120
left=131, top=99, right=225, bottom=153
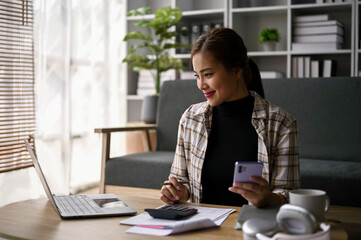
left=0, top=186, right=360, bottom=240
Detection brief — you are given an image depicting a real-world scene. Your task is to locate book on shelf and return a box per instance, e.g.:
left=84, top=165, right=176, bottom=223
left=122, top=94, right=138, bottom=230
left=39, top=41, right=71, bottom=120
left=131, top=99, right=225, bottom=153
left=294, top=34, right=343, bottom=44
left=304, top=56, right=311, bottom=78
left=137, top=70, right=155, bottom=96
left=322, top=59, right=337, bottom=77
left=297, top=57, right=304, bottom=78
left=292, top=57, right=298, bottom=78
left=202, top=24, right=212, bottom=35
left=137, top=70, right=176, bottom=96
left=292, top=17, right=344, bottom=50
left=294, top=14, right=329, bottom=23
left=311, top=60, right=321, bottom=78
left=292, top=42, right=342, bottom=51
left=292, top=56, right=311, bottom=78
left=179, top=24, right=190, bottom=54
left=191, top=24, right=201, bottom=45
left=294, top=25, right=343, bottom=36
left=137, top=89, right=156, bottom=96
left=260, top=71, right=284, bottom=79
left=294, top=20, right=343, bottom=28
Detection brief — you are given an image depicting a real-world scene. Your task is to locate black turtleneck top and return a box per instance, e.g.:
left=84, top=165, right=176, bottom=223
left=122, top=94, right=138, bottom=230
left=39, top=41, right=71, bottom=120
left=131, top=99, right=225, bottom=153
left=201, top=94, right=258, bottom=206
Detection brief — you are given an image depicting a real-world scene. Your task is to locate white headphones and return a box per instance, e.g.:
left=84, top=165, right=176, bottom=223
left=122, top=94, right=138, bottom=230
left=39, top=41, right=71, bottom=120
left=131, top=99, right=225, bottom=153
left=276, top=204, right=317, bottom=234
left=242, top=204, right=331, bottom=240
left=256, top=223, right=330, bottom=240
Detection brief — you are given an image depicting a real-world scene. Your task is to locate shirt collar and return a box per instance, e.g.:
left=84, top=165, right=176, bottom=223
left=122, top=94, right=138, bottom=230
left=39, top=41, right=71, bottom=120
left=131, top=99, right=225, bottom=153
left=250, top=91, right=268, bottom=120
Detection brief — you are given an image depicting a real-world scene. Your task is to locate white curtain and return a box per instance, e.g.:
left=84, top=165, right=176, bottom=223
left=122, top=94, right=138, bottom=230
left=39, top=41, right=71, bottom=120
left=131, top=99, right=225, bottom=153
left=33, top=0, right=127, bottom=193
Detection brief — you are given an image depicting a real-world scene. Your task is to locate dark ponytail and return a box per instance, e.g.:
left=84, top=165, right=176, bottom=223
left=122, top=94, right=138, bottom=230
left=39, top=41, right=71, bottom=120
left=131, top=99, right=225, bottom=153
left=247, top=59, right=265, bottom=98
left=191, top=27, right=265, bottom=98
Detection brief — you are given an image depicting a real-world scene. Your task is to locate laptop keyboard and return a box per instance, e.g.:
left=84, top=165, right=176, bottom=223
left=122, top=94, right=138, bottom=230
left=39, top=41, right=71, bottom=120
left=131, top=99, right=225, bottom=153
left=54, top=195, right=103, bottom=216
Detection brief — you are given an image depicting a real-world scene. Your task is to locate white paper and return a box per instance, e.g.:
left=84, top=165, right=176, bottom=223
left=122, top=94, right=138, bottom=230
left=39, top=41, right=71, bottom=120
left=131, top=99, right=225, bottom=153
left=120, top=205, right=235, bottom=236
left=126, top=217, right=216, bottom=236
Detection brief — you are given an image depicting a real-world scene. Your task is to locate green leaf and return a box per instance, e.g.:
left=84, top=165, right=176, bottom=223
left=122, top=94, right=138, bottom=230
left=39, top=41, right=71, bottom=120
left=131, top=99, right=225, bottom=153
left=127, top=6, right=151, bottom=17
left=147, top=44, right=164, bottom=53
left=128, top=45, right=136, bottom=54
left=133, top=20, right=151, bottom=28
left=123, top=31, right=152, bottom=41
left=157, top=31, right=177, bottom=40
left=122, top=54, right=149, bottom=63
left=123, top=6, right=185, bottom=93
left=259, top=28, right=280, bottom=43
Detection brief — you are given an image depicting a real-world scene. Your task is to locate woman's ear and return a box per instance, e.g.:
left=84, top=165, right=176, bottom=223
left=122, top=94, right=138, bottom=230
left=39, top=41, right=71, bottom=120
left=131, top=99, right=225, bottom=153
left=234, top=68, right=243, bottom=79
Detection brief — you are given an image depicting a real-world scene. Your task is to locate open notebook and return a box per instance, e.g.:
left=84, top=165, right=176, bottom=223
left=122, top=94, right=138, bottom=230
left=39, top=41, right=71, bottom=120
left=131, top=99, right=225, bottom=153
left=24, top=139, right=137, bottom=219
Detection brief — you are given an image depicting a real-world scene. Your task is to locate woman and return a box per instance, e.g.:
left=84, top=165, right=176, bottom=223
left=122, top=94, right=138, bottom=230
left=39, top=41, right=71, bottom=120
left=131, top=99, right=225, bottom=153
left=160, top=27, right=300, bottom=207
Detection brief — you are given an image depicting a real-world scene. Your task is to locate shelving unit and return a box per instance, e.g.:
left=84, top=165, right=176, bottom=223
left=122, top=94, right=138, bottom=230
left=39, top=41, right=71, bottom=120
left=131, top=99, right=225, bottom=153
left=230, top=0, right=355, bottom=78
left=356, top=0, right=361, bottom=76
left=124, top=0, right=358, bottom=122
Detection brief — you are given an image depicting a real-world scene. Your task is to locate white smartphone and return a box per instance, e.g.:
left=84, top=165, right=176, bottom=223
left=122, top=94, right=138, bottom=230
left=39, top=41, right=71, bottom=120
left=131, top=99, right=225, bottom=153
left=233, top=162, right=263, bottom=183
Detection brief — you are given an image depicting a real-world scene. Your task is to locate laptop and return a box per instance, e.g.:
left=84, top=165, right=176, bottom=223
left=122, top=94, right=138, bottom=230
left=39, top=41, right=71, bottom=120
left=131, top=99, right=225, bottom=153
left=24, top=140, right=137, bottom=219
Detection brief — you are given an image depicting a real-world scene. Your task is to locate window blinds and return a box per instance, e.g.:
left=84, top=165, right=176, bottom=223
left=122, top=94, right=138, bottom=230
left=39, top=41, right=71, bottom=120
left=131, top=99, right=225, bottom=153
left=0, top=0, right=36, bottom=173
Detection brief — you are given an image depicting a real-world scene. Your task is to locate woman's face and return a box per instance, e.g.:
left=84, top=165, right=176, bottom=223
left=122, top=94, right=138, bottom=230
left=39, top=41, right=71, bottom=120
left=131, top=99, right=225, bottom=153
left=192, top=52, right=248, bottom=106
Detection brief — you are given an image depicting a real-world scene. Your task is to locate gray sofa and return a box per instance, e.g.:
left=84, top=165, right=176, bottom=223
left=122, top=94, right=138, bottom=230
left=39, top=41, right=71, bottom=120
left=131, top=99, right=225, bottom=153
left=103, top=77, right=361, bottom=207
left=263, top=77, right=361, bottom=207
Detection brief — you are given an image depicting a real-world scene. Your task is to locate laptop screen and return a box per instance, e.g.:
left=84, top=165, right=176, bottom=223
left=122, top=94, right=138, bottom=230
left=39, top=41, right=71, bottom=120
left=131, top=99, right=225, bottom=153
left=24, top=140, right=59, bottom=214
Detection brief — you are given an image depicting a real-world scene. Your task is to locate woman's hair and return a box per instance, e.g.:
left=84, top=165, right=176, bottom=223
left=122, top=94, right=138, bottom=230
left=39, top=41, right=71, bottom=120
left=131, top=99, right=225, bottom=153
left=191, top=27, right=265, bottom=98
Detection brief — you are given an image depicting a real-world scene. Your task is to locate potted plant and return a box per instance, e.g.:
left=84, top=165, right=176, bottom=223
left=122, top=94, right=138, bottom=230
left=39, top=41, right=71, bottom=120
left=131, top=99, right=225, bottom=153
left=259, top=28, right=280, bottom=51
left=123, top=6, right=187, bottom=123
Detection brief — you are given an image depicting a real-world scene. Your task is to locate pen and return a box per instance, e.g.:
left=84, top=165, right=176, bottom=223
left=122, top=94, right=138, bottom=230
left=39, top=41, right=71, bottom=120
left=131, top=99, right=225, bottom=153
left=161, top=181, right=188, bottom=186
left=137, top=224, right=173, bottom=229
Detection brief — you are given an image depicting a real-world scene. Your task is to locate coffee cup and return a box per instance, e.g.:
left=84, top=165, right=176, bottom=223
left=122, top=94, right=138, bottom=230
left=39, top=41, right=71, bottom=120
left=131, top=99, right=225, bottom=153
left=289, top=189, right=330, bottom=222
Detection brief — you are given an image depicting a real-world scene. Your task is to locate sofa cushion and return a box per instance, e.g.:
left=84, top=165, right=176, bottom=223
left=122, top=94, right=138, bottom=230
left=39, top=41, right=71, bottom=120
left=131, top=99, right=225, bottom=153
left=300, top=158, right=361, bottom=207
left=156, top=80, right=204, bottom=152
left=105, top=151, right=174, bottom=189
left=262, top=77, right=361, bottom=162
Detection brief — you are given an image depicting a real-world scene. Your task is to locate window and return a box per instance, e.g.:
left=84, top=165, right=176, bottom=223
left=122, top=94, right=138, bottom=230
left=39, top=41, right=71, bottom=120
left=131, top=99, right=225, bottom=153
left=33, top=0, right=126, bottom=192
left=0, top=0, right=36, bottom=173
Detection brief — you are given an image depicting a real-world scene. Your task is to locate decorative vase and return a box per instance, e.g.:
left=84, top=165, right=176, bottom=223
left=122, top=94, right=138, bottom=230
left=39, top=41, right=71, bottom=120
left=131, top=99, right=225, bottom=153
left=141, top=95, right=159, bottom=123
left=262, top=41, right=277, bottom=51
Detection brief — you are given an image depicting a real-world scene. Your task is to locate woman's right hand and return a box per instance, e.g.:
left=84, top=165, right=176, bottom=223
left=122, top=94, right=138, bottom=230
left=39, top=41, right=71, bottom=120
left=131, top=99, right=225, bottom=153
left=160, top=177, right=189, bottom=204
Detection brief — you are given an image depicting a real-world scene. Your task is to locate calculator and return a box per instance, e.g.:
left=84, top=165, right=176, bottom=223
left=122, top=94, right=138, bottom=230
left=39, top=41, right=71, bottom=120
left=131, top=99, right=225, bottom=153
left=145, top=205, right=198, bottom=220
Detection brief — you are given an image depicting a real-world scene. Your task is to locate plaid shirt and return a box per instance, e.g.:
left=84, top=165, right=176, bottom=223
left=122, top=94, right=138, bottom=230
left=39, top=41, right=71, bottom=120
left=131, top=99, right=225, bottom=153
left=169, top=91, right=300, bottom=203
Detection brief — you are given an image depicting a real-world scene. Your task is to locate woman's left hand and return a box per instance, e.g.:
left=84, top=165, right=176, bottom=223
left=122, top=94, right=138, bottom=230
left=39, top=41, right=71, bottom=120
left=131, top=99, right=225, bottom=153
left=228, top=176, right=273, bottom=207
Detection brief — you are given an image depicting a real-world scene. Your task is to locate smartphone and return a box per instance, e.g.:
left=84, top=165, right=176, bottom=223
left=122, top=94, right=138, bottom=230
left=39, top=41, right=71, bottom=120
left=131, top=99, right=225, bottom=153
left=233, top=162, right=263, bottom=184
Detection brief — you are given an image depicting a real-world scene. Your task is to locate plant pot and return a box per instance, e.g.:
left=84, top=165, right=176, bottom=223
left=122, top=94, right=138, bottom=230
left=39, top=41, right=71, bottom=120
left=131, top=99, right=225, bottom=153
left=262, top=41, right=277, bottom=51
left=141, top=95, right=159, bottom=123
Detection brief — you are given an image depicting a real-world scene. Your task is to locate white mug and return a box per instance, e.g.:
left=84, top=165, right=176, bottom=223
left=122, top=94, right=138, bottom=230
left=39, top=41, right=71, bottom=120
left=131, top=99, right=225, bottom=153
left=289, top=189, right=330, bottom=222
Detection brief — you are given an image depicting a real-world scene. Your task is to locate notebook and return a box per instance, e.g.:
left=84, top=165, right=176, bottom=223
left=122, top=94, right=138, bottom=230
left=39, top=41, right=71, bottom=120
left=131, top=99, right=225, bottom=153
left=24, top=140, right=137, bottom=219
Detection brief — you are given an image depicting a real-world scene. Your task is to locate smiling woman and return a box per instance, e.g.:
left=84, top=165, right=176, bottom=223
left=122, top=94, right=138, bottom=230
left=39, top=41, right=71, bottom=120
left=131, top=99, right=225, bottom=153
left=160, top=28, right=299, bottom=208
left=192, top=51, right=248, bottom=106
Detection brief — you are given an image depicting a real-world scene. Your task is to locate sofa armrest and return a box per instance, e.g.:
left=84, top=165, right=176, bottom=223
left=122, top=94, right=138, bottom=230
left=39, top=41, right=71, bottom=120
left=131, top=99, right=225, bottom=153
left=94, top=123, right=157, bottom=193
left=94, top=124, right=157, bottom=133
left=94, top=124, right=157, bottom=153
